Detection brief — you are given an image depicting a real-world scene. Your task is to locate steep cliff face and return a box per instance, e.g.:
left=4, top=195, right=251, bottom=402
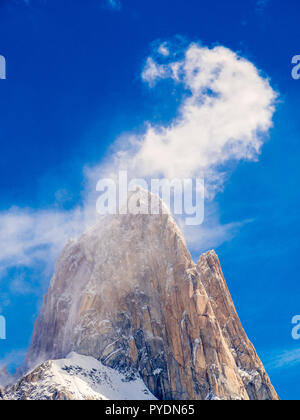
left=24, top=190, right=278, bottom=400
left=197, top=252, right=277, bottom=400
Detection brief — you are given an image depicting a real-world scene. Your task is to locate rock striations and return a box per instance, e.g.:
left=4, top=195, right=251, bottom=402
left=1, top=189, right=278, bottom=400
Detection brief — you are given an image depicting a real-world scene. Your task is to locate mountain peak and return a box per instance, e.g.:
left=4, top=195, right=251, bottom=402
left=17, top=203, right=279, bottom=400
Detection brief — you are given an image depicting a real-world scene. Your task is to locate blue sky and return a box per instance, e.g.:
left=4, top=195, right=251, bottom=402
left=0, top=0, right=300, bottom=399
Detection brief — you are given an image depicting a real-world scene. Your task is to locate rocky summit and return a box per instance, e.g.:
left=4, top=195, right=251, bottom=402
left=1, top=190, right=278, bottom=400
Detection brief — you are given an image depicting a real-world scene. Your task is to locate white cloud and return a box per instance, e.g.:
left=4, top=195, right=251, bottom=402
left=158, top=42, right=170, bottom=57
left=0, top=208, right=81, bottom=268
left=0, top=207, right=88, bottom=294
left=0, top=41, right=277, bottom=298
left=142, top=57, right=171, bottom=86
left=138, top=44, right=277, bottom=193
left=81, top=42, right=277, bottom=256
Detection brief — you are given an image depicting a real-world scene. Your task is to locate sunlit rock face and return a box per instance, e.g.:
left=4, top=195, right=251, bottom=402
left=25, top=190, right=278, bottom=400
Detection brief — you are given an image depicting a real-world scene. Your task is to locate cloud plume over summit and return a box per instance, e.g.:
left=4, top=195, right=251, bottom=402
left=0, top=41, right=277, bottom=293
left=135, top=43, right=277, bottom=193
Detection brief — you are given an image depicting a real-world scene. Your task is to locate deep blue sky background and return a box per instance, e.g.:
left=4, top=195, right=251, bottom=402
left=0, top=0, right=300, bottom=399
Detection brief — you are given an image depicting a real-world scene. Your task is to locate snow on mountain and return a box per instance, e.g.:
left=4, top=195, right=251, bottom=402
left=1, top=352, right=156, bottom=400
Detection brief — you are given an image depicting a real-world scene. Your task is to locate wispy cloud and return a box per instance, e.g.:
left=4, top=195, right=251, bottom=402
left=181, top=211, right=253, bottom=253
left=0, top=206, right=91, bottom=297
left=136, top=43, right=276, bottom=193
left=81, top=41, right=277, bottom=255
left=0, top=349, right=27, bottom=382
left=0, top=208, right=84, bottom=271
left=266, top=349, right=300, bottom=370
left=0, top=40, right=277, bottom=297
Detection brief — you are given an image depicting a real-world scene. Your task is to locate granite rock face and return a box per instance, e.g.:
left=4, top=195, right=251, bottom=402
left=21, top=190, right=278, bottom=400
left=197, top=252, right=278, bottom=400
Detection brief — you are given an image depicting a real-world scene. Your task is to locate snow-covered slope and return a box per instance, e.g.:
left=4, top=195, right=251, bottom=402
left=1, top=352, right=156, bottom=400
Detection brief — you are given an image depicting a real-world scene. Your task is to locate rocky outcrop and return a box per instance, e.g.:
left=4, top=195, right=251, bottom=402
left=21, top=189, right=278, bottom=400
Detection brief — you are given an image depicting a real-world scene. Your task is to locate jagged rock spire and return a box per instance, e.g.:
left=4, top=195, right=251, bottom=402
left=11, top=190, right=278, bottom=400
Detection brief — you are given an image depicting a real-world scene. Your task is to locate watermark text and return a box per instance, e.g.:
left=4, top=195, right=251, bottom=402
left=0, top=315, right=6, bottom=340
left=96, top=171, right=205, bottom=226
left=0, top=55, right=6, bottom=80
left=292, top=55, right=300, bottom=80
left=292, top=315, right=300, bottom=340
